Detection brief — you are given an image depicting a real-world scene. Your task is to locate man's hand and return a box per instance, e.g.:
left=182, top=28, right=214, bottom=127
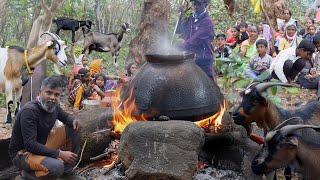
left=59, top=150, right=78, bottom=164
left=73, top=120, right=80, bottom=131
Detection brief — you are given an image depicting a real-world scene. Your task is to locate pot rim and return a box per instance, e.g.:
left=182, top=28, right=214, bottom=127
left=145, top=53, right=195, bottom=63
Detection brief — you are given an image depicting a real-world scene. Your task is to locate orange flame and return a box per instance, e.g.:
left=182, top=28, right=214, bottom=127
left=112, top=87, right=147, bottom=133
left=194, top=100, right=227, bottom=132
left=112, top=86, right=227, bottom=133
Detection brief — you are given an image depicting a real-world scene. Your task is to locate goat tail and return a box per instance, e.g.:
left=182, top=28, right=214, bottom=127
left=52, top=19, right=57, bottom=23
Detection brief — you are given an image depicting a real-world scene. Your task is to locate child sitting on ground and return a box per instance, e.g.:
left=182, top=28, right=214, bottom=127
left=239, top=22, right=249, bottom=44
left=68, top=68, right=91, bottom=112
left=88, top=73, right=107, bottom=100
left=215, top=34, right=232, bottom=76
left=303, top=25, right=317, bottom=42
left=244, top=39, right=273, bottom=81
left=215, top=34, right=232, bottom=58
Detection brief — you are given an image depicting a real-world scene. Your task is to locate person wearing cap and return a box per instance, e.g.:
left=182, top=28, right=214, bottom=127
left=176, top=0, right=215, bottom=80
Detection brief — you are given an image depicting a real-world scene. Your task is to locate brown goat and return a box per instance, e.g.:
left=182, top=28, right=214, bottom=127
left=252, top=118, right=320, bottom=180
left=232, top=82, right=320, bottom=135
left=82, top=23, right=131, bottom=66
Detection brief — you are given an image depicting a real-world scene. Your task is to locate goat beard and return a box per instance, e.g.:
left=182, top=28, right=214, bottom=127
left=39, top=97, right=58, bottom=113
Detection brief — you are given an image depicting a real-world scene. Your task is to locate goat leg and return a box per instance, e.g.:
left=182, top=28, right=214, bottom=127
left=72, top=30, right=75, bottom=43
left=56, top=29, right=60, bottom=36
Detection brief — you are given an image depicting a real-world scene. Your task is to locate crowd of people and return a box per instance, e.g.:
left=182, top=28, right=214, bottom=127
left=68, top=55, right=139, bottom=112
left=218, top=11, right=320, bottom=94
left=176, top=0, right=320, bottom=96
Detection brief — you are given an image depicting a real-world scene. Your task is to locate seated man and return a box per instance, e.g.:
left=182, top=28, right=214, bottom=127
left=267, top=39, right=315, bottom=83
left=9, top=76, right=81, bottom=179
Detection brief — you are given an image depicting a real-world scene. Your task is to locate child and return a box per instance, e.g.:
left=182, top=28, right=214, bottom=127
left=81, top=55, right=89, bottom=70
left=68, top=68, right=91, bottom=112
left=239, top=22, right=249, bottom=44
left=88, top=73, right=107, bottom=100
left=214, top=34, right=232, bottom=58
left=244, top=39, right=273, bottom=81
left=303, top=25, right=317, bottom=42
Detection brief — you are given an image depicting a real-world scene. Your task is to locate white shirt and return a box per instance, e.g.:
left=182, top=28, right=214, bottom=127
left=267, top=47, right=300, bottom=83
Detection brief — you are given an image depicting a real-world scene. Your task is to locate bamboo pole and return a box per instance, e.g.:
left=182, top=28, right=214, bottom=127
left=171, top=0, right=186, bottom=44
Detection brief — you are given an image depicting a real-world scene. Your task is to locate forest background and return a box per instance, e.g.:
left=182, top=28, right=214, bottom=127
left=0, top=0, right=316, bottom=106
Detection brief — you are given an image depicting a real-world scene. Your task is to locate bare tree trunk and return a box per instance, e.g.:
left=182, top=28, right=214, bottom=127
left=126, top=0, right=171, bottom=66
left=0, top=0, right=7, bottom=46
left=95, top=0, right=101, bottom=32
left=21, top=0, right=63, bottom=106
left=262, top=0, right=287, bottom=30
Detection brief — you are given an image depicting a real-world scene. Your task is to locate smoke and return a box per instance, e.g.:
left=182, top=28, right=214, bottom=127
left=147, top=34, right=185, bottom=55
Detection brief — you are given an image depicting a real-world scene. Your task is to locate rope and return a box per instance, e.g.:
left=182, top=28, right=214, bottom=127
left=24, top=50, right=33, bottom=75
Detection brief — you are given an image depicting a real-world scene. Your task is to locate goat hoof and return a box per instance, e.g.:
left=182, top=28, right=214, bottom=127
left=114, top=63, right=119, bottom=67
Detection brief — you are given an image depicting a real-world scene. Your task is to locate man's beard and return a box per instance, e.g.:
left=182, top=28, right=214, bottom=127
left=39, top=97, right=58, bottom=112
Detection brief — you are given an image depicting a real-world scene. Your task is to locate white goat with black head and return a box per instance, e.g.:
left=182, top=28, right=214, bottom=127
left=82, top=22, right=131, bottom=66
left=0, top=32, right=67, bottom=124
left=252, top=117, right=320, bottom=180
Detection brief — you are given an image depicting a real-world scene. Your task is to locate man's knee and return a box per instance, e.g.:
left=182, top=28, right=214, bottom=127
left=293, top=58, right=306, bottom=70
left=283, top=60, right=293, bottom=70
left=41, top=157, right=64, bottom=177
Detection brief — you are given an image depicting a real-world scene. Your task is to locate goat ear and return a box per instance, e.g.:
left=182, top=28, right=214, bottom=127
left=46, top=41, right=54, bottom=47
left=287, top=137, right=298, bottom=147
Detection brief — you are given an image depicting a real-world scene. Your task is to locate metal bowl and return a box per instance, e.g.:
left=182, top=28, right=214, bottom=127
left=82, top=99, right=101, bottom=110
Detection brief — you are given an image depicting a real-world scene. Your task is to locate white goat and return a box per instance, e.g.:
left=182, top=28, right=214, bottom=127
left=0, top=32, right=67, bottom=124
left=82, top=22, right=131, bottom=66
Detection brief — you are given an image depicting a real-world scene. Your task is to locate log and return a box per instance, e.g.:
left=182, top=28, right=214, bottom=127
left=77, top=107, right=114, bottom=163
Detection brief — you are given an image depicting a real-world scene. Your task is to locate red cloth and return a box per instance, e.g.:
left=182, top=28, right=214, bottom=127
left=226, top=37, right=237, bottom=43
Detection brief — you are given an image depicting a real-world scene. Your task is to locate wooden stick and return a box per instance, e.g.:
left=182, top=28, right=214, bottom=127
left=73, top=138, right=88, bottom=170
left=171, top=0, right=186, bottom=44
left=90, top=149, right=116, bottom=161
left=102, top=159, right=121, bottom=175
left=77, top=163, right=95, bottom=175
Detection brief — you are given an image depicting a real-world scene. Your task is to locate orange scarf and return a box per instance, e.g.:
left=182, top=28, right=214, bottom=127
left=89, top=59, right=103, bottom=76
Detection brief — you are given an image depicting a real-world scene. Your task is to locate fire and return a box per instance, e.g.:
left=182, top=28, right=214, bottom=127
left=112, top=87, right=147, bottom=133
left=112, top=86, right=227, bottom=133
left=194, top=100, right=227, bottom=132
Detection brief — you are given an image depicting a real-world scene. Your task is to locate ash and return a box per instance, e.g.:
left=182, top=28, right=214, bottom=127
left=78, top=164, right=244, bottom=180
left=193, top=166, right=245, bottom=180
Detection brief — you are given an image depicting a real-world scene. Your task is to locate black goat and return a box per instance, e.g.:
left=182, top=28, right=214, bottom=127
left=53, top=17, right=93, bottom=43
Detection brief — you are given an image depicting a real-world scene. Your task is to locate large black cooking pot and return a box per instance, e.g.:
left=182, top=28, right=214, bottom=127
left=122, top=53, right=224, bottom=121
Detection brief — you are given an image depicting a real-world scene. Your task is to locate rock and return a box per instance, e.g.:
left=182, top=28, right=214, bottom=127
left=200, top=125, right=263, bottom=180
left=119, top=121, right=205, bottom=180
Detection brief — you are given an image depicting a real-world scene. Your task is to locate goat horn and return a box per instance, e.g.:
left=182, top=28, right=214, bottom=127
left=265, top=117, right=304, bottom=141
left=279, top=124, right=320, bottom=137
left=40, top=32, right=61, bottom=40
left=273, top=117, right=304, bottom=131
left=255, top=82, right=299, bottom=92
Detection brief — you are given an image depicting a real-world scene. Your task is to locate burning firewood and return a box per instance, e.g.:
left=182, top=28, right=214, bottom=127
left=90, top=139, right=120, bottom=161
